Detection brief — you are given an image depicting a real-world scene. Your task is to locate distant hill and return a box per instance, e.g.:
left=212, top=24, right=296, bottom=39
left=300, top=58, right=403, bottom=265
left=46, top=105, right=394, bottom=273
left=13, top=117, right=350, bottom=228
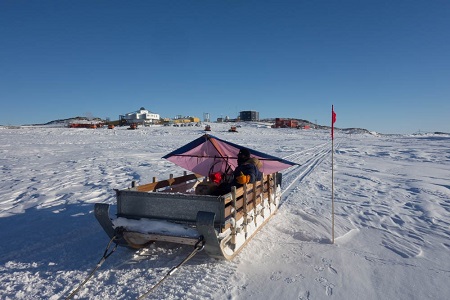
left=30, top=117, right=104, bottom=127
left=341, top=128, right=378, bottom=135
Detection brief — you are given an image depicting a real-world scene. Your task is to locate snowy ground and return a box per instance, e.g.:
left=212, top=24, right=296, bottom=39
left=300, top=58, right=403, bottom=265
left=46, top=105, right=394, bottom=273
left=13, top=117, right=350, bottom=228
left=0, top=123, right=449, bottom=300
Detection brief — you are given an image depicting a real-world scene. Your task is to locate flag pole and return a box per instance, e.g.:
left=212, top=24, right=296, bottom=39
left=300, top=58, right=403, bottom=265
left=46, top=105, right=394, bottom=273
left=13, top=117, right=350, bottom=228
left=331, top=105, right=336, bottom=244
left=332, top=132, right=335, bottom=243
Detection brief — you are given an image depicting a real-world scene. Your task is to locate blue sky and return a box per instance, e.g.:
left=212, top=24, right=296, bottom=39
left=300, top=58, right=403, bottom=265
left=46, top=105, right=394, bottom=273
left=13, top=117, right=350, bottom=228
left=1, top=0, right=449, bottom=133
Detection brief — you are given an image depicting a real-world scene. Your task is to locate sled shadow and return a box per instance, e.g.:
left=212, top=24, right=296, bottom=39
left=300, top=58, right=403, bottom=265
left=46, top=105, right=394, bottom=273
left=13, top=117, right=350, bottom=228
left=0, top=202, right=213, bottom=273
left=0, top=203, right=116, bottom=270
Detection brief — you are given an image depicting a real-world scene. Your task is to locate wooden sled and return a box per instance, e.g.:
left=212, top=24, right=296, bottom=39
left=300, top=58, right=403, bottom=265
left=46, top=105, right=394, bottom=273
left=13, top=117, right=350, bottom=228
left=95, top=172, right=281, bottom=260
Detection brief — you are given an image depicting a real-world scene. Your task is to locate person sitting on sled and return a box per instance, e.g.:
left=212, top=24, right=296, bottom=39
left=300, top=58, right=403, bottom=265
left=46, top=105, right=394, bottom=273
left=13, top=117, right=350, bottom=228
left=233, top=148, right=262, bottom=187
left=211, top=148, right=262, bottom=195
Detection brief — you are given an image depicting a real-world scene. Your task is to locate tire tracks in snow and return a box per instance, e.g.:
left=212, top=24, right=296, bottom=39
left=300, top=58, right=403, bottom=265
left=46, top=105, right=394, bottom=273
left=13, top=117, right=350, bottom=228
left=280, top=141, right=334, bottom=203
left=275, top=139, right=340, bottom=298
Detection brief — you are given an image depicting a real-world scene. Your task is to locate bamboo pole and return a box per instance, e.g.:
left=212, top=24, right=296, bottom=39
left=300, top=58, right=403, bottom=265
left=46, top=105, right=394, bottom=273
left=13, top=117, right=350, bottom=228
left=331, top=104, right=336, bottom=244
left=332, top=134, right=335, bottom=244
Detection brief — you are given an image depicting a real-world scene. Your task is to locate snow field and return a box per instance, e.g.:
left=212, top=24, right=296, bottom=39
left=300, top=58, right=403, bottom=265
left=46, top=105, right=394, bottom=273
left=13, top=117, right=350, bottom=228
left=0, top=124, right=449, bottom=299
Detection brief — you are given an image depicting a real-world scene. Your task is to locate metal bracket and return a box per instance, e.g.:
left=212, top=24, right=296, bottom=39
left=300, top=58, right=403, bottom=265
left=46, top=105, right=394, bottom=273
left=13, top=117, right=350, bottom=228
left=94, top=203, right=127, bottom=246
left=196, top=211, right=223, bottom=259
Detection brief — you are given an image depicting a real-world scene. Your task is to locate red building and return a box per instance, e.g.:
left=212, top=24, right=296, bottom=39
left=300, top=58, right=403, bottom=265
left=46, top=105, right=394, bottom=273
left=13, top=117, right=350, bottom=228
left=274, top=118, right=299, bottom=128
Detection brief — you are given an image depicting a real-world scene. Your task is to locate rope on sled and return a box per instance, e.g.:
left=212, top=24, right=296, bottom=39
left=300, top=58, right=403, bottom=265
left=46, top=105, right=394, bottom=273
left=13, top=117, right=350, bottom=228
left=65, top=234, right=119, bottom=300
left=137, top=237, right=205, bottom=300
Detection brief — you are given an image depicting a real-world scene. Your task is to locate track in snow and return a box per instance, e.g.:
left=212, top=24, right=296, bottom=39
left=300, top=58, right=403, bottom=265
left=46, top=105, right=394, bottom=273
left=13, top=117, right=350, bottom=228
left=280, top=140, right=336, bottom=202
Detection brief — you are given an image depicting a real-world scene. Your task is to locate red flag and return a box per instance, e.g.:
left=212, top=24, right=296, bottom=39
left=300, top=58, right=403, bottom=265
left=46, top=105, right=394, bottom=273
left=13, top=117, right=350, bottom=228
left=331, top=105, right=336, bottom=139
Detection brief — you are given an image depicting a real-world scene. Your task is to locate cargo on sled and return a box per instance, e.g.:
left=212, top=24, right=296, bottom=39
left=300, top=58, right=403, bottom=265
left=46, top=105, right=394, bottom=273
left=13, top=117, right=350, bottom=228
left=95, top=134, right=296, bottom=260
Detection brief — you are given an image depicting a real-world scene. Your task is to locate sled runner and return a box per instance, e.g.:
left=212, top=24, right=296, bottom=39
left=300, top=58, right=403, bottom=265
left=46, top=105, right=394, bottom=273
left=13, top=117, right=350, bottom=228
left=95, top=134, right=295, bottom=260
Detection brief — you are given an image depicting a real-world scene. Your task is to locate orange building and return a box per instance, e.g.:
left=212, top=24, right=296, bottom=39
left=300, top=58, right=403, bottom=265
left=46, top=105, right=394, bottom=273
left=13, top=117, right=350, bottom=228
left=274, top=118, right=299, bottom=128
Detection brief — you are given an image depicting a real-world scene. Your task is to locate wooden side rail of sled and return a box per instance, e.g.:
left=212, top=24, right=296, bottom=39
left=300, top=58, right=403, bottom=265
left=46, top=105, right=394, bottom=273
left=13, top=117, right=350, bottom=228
left=221, top=174, right=278, bottom=231
left=133, top=173, right=203, bottom=192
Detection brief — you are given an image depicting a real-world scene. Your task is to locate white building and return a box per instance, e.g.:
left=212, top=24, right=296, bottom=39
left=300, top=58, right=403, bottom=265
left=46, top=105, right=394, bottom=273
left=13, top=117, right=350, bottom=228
left=121, top=107, right=160, bottom=125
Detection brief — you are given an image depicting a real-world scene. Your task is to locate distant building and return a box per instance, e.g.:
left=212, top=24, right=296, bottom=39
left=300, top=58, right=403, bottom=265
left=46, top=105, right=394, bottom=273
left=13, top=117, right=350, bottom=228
left=120, top=107, right=160, bottom=126
left=239, top=111, right=259, bottom=121
left=274, top=118, right=299, bottom=128
left=173, top=116, right=200, bottom=124
left=68, top=119, right=104, bottom=129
